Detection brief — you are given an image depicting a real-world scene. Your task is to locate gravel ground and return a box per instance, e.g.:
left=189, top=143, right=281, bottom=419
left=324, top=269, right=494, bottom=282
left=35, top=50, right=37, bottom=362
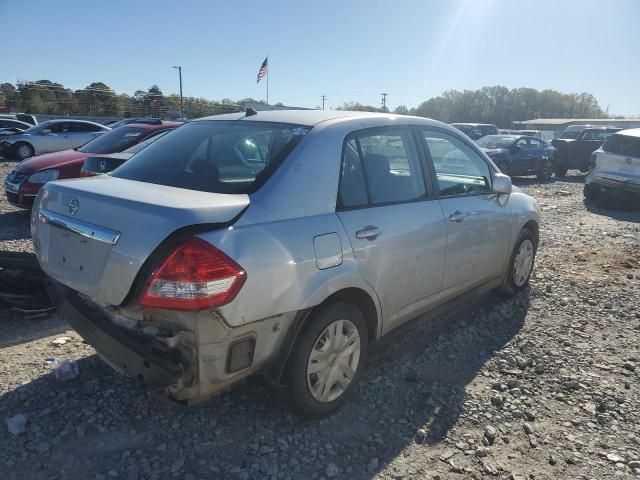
left=0, top=161, right=32, bottom=253
left=0, top=171, right=639, bottom=480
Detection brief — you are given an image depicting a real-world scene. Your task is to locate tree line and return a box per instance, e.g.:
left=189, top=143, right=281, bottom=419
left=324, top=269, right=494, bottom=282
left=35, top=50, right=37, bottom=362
left=338, top=86, right=611, bottom=127
left=0, top=81, right=611, bottom=126
left=0, top=80, right=270, bottom=119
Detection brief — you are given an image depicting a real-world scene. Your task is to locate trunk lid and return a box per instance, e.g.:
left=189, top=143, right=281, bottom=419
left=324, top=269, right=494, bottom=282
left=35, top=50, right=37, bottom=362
left=33, top=175, right=249, bottom=306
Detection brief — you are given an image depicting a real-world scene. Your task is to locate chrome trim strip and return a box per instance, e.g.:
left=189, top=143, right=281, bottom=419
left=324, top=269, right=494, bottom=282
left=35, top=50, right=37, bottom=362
left=38, top=209, right=121, bottom=245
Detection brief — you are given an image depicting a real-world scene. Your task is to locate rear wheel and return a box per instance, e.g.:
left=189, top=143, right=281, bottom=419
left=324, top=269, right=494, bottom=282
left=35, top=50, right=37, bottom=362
left=498, top=228, right=537, bottom=296
left=554, top=162, right=568, bottom=177
left=13, top=142, right=34, bottom=160
left=536, top=158, right=554, bottom=181
left=286, top=302, right=368, bottom=418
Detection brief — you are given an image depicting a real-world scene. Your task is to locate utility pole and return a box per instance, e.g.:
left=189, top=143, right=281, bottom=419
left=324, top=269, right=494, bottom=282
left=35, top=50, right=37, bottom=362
left=380, top=93, right=388, bottom=112
left=321, top=95, right=327, bottom=110
left=172, top=66, right=183, bottom=119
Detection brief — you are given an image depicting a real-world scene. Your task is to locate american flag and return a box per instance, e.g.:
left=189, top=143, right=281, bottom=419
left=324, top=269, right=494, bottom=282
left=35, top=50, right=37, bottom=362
left=256, top=57, right=268, bottom=83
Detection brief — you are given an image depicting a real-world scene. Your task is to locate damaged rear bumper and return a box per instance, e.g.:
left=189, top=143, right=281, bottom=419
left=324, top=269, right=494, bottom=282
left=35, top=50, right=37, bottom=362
left=48, top=279, right=189, bottom=392
left=47, top=278, right=297, bottom=403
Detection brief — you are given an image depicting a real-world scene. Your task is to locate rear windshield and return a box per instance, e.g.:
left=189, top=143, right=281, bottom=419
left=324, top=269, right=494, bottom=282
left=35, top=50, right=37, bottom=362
left=78, top=126, right=146, bottom=153
left=112, top=120, right=310, bottom=194
left=602, top=134, right=640, bottom=158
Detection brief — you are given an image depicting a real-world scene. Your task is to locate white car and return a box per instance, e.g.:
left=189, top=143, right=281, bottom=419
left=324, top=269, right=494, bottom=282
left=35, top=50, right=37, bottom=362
left=0, top=119, right=110, bottom=160
left=584, top=128, right=640, bottom=202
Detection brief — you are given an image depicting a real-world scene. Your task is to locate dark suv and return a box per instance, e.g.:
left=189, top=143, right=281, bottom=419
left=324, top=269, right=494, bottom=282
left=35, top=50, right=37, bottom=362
left=450, top=123, right=499, bottom=140
left=552, top=127, right=621, bottom=176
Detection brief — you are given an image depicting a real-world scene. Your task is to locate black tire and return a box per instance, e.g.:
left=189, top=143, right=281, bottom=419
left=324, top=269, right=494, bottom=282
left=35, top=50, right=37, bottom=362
left=498, top=228, right=538, bottom=296
left=286, top=302, right=368, bottom=418
left=536, top=158, right=554, bottom=181
left=12, top=142, right=35, bottom=160
left=554, top=164, right=568, bottom=177
left=583, top=184, right=600, bottom=201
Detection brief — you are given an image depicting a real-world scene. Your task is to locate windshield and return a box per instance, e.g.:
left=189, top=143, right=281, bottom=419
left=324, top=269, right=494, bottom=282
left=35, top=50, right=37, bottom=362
left=122, top=130, right=170, bottom=154
left=477, top=135, right=516, bottom=149
left=112, top=120, right=311, bottom=194
left=78, top=126, right=147, bottom=153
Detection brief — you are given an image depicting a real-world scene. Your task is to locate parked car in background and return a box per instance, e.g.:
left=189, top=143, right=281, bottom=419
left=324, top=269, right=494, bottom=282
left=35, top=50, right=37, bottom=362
left=557, top=124, right=600, bottom=140
left=477, top=134, right=555, bottom=180
left=81, top=129, right=172, bottom=175
left=0, top=118, right=32, bottom=131
left=517, top=130, right=541, bottom=138
left=584, top=128, right=640, bottom=202
left=106, top=117, right=164, bottom=129
left=540, top=130, right=559, bottom=143
left=4, top=123, right=179, bottom=208
left=552, top=127, right=621, bottom=176
left=34, top=110, right=540, bottom=417
left=450, top=123, right=499, bottom=140
left=0, top=119, right=32, bottom=144
left=0, top=113, right=38, bottom=126
left=0, top=120, right=110, bottom=160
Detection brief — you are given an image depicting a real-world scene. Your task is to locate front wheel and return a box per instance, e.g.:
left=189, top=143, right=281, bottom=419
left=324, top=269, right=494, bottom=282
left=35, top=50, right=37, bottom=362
left=286, top=302, right=368, bottom=418
left=13, top=142, right=35, bottom=160
left=498, top=228, right=537, bottom=296
left=536, top=158, right=554, bottom=181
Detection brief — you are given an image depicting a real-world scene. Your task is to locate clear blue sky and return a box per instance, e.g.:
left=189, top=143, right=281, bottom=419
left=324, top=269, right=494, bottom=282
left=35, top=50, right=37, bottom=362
left=2, top=0, right=639, bottom=115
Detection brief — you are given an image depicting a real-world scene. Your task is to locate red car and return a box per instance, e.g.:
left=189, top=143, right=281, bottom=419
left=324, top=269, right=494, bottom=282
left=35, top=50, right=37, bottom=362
left=5, top=122, right=180, bottom=208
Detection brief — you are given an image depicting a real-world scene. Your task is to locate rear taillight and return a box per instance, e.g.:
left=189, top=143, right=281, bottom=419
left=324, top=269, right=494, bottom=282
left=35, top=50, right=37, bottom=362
left=140, top=237, right=246, bottom=311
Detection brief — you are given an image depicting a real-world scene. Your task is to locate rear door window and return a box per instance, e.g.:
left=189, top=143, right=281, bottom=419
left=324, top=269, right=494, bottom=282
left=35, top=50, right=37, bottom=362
left=338, top=128, right=426, bottom=208
left=112, top=121, right=310, bottom=194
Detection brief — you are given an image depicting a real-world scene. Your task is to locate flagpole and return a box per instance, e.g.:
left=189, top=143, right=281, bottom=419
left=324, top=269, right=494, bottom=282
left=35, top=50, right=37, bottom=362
left=266, top=54, right=269, bottom=106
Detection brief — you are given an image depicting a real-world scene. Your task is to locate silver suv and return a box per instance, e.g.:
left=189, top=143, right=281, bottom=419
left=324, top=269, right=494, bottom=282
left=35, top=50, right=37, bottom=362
left=33, top=110, right=540, bottom=417
left=584, top=128, right=640, bottom=202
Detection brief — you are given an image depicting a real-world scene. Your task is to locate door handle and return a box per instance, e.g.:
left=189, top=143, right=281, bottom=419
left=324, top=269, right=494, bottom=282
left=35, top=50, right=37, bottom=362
left=356, top=226, right=382, bottom=240
left=448, top=211, right=466, bottom=223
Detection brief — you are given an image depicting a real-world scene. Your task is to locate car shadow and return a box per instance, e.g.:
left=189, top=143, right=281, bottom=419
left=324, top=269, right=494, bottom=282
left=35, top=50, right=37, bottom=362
left=0, top=288, right=529, bottom=479
left=0, top=309, right=66, bottom=348
left=584, top=197, right=640, bottom=220
left=510, top=171, right=586, bottom=187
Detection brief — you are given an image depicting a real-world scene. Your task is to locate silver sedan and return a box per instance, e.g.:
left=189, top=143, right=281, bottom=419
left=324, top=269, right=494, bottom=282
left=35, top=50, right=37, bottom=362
left=33, top=110, right=540, bottom=417
left=1, top=119, right=110, bottom=160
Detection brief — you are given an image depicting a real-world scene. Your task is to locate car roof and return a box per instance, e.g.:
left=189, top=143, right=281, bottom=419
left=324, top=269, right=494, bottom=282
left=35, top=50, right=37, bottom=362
left=41, top=119, right=108, bottom=127
left=194, top=109, right=410, bottom=127
left=583, top=126, right=621, bottom=131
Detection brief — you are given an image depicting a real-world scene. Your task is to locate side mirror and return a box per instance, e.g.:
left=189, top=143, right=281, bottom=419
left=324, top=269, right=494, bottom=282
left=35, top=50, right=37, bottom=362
left=493, top=173, right=512, bottom=195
